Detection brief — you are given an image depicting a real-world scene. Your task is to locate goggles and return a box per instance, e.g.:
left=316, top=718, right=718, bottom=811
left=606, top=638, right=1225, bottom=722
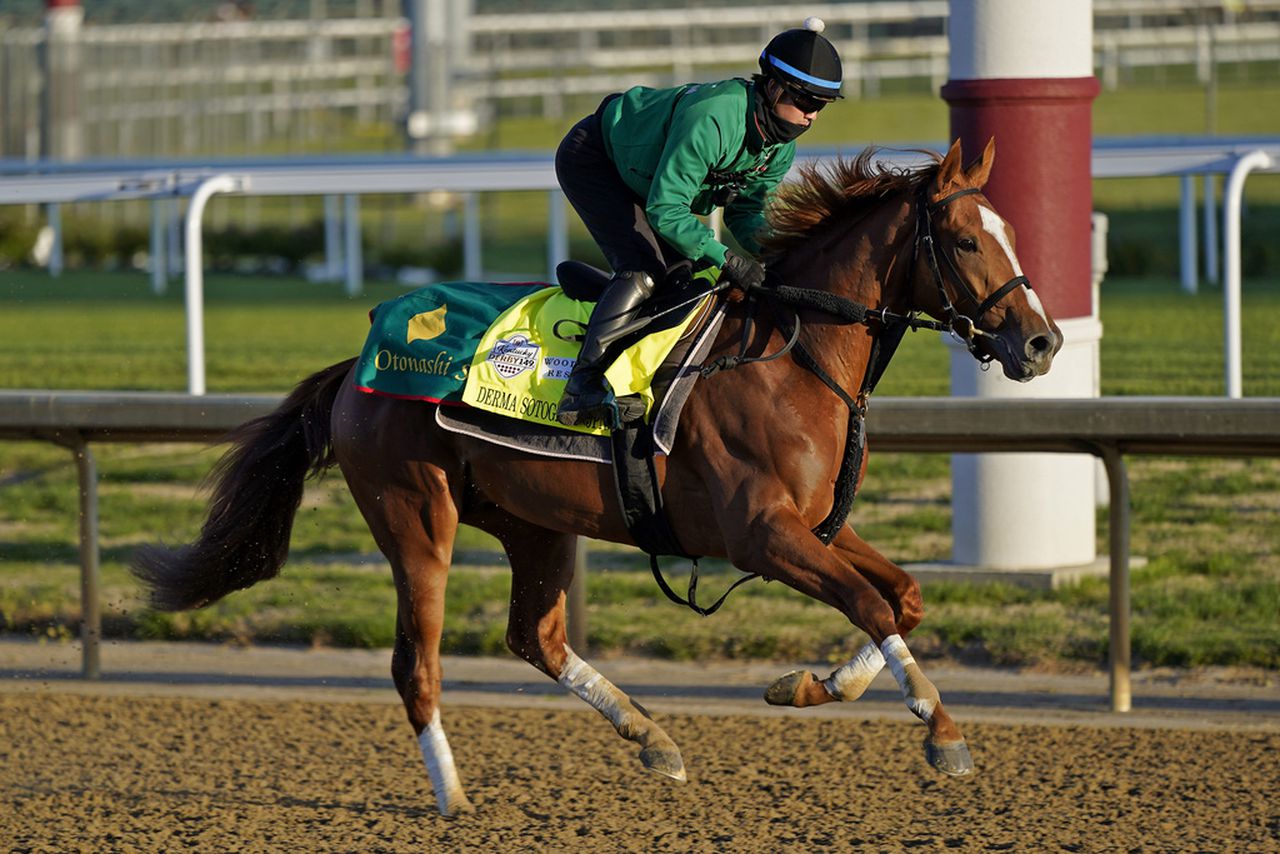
left=779, top=86, right=831, bottom=114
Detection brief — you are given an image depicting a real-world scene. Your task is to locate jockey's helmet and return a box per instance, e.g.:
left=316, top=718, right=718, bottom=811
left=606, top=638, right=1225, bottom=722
left=759, top=18, right=843, bottom=103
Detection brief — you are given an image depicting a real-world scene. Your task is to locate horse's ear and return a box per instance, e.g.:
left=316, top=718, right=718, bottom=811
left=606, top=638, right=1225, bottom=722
left=964, top=137, right=996, bottom=188
left=934, top=138, right=964, bottom=194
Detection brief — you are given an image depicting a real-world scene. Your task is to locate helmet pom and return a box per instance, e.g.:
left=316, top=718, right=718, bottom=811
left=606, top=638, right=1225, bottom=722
left=804, top=16, right=826, bottom=34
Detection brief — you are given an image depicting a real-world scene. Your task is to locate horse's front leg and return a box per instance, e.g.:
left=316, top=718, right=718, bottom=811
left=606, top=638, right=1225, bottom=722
left=766, top=525, right=923, bottom=708
left=734, top=513, right=973, bottom=777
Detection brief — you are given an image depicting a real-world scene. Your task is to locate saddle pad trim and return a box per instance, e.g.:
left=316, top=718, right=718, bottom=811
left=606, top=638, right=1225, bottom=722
left=354, top=387, right=469, bottom=405
left=435, top=405, right=611, bottom=464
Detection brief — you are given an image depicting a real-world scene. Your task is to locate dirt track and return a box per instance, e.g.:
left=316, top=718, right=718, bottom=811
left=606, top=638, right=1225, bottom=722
left=3, top=689, right=1278, bottom=852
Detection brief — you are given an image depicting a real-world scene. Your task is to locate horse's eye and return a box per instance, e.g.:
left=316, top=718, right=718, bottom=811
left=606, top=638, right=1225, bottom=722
left=957, top=237, right=978, bottom=252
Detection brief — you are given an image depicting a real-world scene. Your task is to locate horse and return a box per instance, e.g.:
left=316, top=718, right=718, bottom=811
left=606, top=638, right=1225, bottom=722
left=132, top=139, right=1062, bottom=816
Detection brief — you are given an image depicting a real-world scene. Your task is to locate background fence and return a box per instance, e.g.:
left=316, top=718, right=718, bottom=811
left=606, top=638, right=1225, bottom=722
left=3, top=0, right=1280, bottom=161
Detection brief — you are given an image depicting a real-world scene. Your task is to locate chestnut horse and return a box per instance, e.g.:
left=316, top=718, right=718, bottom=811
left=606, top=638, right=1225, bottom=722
left=133, top=139, right=1061, bottom=816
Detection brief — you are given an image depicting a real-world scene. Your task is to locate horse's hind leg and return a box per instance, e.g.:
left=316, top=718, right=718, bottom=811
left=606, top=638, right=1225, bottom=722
left=343, top=462, right=473, bottom=817
left=478, top=510, right=687, bottom=782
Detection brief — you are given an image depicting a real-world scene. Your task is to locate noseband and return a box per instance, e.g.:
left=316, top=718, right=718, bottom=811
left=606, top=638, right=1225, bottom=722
left=914, top=186, right=1032, bottom=363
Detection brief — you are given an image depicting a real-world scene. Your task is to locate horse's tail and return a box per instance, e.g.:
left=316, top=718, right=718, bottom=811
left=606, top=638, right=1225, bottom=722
left=131, top=358, right=356, bottom=611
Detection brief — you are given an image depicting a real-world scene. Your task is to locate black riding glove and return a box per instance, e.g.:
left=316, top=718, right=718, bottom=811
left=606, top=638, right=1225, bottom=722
left=721, top=251, right=766, bottom=291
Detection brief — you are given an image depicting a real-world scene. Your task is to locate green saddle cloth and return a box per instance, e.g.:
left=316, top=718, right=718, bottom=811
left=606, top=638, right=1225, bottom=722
left=355, top=274, right=713, bottom=434
left=354, top=281, right=549, bottom=403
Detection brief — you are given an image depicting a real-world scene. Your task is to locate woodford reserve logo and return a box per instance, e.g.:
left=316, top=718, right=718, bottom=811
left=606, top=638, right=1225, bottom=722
left=486, top=334, right=539, bottom=380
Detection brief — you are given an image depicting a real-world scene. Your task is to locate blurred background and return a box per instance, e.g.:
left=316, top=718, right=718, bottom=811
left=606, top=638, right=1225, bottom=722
left=2, top=0, right=1278, bottom=280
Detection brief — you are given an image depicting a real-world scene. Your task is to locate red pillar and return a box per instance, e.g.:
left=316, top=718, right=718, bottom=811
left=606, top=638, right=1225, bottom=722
left=941, top=78, right=1100, bottom=319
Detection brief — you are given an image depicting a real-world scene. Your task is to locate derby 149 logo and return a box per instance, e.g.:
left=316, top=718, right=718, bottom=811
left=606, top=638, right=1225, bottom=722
left=487, top=334, right=540, bottom=379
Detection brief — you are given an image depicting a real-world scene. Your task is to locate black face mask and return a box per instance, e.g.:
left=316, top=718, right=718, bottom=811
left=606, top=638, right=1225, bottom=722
left=753, top=84, right=810, bottom=145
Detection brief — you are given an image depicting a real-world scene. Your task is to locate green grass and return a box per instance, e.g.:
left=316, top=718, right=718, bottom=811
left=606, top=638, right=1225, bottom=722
left=2, top=75, right=1279, bottom=669
left=1, top=272, right=1279, bottom=671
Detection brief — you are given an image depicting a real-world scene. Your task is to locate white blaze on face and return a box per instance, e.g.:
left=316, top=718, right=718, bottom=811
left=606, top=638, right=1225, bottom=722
left=978, top=205, right=1049, bottom=324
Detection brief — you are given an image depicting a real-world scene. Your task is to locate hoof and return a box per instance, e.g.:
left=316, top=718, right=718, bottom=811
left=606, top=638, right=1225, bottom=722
left=764, top=670, right=835, bottom=707
left=924, top=737, right=974, bottom=777
left=440, top=794, right=475, bottom=817
left=764, top=670, right=811, bottom=706
left=639, top=746, right=688, bottom=783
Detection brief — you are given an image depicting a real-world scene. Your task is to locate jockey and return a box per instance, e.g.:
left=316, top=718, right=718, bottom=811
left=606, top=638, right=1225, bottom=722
left=554, top=17, right=844, bottom=428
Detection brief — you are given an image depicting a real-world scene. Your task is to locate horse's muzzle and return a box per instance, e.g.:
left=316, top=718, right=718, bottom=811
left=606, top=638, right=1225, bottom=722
left=988, top=325, right=1060, bottom=382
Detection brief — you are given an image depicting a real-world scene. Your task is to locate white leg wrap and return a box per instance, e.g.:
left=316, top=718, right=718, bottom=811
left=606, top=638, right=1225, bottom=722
left=417, top=709, right=467, bottom=814
left=822, top=641, right=886, bottom=701
left=558, top=648, right=630, bottom=731
left=881, top=634, right=938, bottom=721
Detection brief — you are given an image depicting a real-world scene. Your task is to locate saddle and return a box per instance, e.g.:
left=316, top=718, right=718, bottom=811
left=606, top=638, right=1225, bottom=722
left=437, top=262, right=724, bottom=458
left=555, top=260, right=611, bottom=302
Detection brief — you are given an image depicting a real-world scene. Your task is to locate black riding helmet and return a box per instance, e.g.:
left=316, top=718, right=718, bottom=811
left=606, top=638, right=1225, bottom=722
left=759, top=18, right=843, bottom=103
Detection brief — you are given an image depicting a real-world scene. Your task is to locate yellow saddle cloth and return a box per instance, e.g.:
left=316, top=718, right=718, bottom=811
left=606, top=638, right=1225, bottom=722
left=463, top=284, right=711, bottom=436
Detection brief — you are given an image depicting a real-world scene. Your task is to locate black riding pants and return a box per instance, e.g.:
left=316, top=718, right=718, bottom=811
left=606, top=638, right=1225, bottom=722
left=554, top=105, right=685, bottom=285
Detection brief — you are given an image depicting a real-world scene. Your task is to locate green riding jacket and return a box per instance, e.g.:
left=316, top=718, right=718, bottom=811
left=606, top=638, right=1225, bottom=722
left=598, top=78, right=795, bottom=268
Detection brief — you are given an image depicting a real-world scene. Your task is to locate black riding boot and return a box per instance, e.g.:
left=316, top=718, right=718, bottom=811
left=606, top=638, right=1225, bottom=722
left=556, top=270, right=656, bottom=428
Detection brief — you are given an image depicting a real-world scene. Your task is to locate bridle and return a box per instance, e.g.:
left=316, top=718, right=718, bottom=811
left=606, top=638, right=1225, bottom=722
left=910, top=185, right=1032, bottom=364
left=699, top=182, right=1036, bottom=381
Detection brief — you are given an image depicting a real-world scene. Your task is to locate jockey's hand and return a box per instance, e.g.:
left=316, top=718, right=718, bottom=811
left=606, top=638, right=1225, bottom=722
left=721, top=251, right=766, bottom=291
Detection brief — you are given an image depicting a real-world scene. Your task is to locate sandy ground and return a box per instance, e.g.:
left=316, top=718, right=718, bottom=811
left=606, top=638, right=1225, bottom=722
left=2, top=640, right=1278, bottom=852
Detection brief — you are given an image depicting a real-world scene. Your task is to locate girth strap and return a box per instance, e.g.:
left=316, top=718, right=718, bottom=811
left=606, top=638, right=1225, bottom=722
left=648, top=555, right=761, bottom=617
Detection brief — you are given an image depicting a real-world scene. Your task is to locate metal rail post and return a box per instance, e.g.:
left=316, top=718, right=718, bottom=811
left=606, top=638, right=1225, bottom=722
left=74, top=440, right=101, bottom=679
left=1179, top=174, right=1197, bottom=295
left=1203, top=174, right=1218, bottom=285
left=1098, top=444, right=1131, bottom=713
left=343, top=194, right=363, bottom=297
left=150, top=199, right=168, bottom=294
left=47, top=203, right=64, bottom=278
left=324, top=194, right=343, bottom=281
left=51, top=435, right=102, bottom=680
left=463, top=192, right=482, bottom=280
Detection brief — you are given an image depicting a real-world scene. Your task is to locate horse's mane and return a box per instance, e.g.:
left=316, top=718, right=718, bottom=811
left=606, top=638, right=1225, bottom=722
left=759, top=147, right=942, bottom=256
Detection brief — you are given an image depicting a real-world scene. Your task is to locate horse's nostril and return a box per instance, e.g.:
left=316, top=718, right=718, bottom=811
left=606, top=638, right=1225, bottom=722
left=1026, top=335, right=1052, bottom=357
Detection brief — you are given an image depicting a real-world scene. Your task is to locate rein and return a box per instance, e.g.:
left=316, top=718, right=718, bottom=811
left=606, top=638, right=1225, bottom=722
left=653, top=181, right=1032, bottom=616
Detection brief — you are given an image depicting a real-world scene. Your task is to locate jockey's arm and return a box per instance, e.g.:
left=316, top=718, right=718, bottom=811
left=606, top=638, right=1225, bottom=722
left=643, top=108, right=733, bottom=269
